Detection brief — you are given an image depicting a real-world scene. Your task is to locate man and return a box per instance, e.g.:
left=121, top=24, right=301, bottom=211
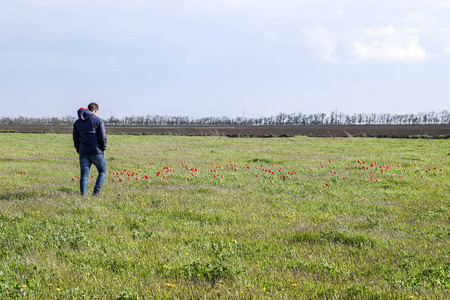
left=73, top=102, right=107, bottom=196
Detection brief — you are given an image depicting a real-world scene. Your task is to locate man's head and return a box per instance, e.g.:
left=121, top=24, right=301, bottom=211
left=88, top=102, right=99, bottom=116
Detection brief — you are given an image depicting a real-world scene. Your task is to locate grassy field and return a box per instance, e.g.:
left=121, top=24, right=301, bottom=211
left=0, top=133, right=449, bottom=299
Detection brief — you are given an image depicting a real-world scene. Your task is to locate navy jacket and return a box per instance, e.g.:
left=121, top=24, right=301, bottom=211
left=73, top=108, right=107, bottom=155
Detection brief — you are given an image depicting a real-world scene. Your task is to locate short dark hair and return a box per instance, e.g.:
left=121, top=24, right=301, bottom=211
left=88, top=102, right=99, bottom=112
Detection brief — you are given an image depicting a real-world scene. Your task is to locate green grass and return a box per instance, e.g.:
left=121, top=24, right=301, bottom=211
left=0, top=133, right=449, bottom=299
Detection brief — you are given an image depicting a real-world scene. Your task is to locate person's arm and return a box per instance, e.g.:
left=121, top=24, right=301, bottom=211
left=73, top=124, right=80, bottom=153
left=97, top=119, right=107, bottom=153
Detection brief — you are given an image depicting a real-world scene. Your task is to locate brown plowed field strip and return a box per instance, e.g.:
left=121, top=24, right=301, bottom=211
left=1, top=124, right=449, bottom=138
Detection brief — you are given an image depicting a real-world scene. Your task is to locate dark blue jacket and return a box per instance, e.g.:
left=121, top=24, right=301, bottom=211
left=73, top=108, right=107, bottom=155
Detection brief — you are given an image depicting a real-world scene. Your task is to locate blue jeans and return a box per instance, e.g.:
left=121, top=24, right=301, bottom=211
left=79, top=153, right=106, bottom=195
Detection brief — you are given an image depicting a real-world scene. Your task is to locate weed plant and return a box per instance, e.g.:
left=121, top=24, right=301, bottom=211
left=0, top=133, right=449, bottom=299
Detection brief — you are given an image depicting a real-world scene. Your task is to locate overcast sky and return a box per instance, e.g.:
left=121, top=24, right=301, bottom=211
left=1, top=0, right=449, bottom=118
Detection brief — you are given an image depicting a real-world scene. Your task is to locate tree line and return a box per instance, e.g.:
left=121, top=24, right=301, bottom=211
left=1, top=110, right=449, bottom=126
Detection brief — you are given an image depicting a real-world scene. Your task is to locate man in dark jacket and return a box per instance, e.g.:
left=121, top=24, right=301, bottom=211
left=73, top=102, right=107, bottom=196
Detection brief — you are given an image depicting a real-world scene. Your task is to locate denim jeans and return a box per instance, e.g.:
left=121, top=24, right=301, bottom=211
left=79, top=153, right=106, bottom=195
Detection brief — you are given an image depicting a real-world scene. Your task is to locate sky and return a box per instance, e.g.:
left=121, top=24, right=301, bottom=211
left=1, top=0, right=450, bottom=119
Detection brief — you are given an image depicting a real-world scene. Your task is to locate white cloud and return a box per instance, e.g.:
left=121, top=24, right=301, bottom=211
left=440, top=26, right=450, bottom=55
left=22, top=0, right=181, bottom=11
left=185, top=52, right=201, bottom=66
left=306, top=27, right=338, bottom=63
left=434, top=0, right=450, bottom=7
left=351, top=26, right=427, bottom=63
left=263, top=30, right=277, bottom=43
left=405, top=13, right=437, bottom=26
left=219, top=0, right=259, bottom=7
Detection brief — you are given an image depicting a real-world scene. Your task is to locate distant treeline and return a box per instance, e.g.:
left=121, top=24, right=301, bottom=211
left=1, top=111, right=449, bottom=126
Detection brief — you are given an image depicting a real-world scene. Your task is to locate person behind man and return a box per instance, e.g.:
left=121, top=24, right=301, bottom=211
left=73, top=102, right=107, bottom=196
